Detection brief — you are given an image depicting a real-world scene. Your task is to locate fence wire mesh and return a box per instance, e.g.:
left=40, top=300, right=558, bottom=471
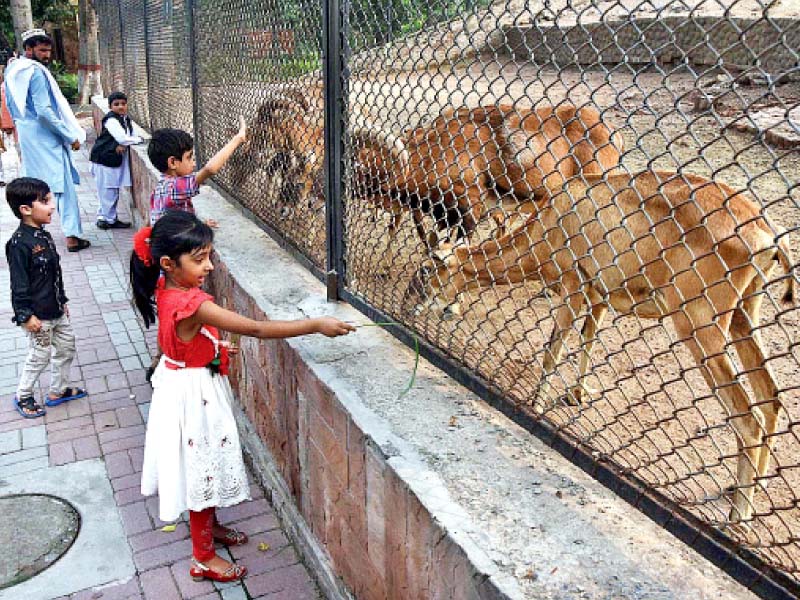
left=144, top=0, right=193, bottom=132
left=96, top=0, right=800, bottom=594
left=118, top=0, right=150, bottom=127
left=94, top=0, right=125, bottom=95
left=192, top=0, right=327, bottom=268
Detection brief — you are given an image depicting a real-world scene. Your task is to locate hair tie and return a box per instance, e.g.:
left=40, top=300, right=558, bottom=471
left=133, top=226, right=154, bottom=266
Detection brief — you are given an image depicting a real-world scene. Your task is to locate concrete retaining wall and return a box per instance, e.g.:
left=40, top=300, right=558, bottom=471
left=499, top=16, right=800, bottom=77
left=93, top=97, right=758, bottom=600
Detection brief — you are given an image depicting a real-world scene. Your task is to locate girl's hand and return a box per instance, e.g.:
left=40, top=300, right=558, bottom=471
left=314, top=317, right=356, bottom=337
left=220, top=340, right=239, bottom=355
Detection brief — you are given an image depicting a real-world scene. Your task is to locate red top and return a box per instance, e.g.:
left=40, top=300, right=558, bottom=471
left=156, top=282, right=229, bottom=374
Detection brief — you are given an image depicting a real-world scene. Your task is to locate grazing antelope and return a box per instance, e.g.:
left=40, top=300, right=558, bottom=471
left=351, top=103, right=623, bottom=268
left=232, top=96, right=623, bottom=269
left=228, top=82, right=325, bottom=218
left=404, top=170, right=797, bottom=522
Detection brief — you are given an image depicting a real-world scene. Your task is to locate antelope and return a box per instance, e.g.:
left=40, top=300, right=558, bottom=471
left=351, top=103, right=623, bottom=269
left=228, top=82, right=325, bottom=218
left=404, top=170, right=797, bottom=523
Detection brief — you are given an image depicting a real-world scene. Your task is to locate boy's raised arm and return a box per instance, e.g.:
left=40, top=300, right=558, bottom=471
left=196, top=116, right=247, bottom=185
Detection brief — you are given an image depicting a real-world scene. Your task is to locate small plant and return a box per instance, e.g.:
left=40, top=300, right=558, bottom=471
left=49, top=61, right=78, bottom=104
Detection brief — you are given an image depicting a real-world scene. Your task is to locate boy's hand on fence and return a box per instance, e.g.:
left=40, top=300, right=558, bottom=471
left=115, top=145, right=126, bottom=154
left=23, top=316, right=42, bottom=333
left=235, top=116, right=248, bottom=144
left=314, top=317, right=356, bottom=337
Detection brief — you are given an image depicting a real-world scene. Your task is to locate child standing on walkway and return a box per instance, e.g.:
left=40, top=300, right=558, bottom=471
left=89, top=91, right=142, bottom=229
left=130, top=211, right=353, bottom=582
left=147, top=117, right=247, bottom=226
left=5, top=177, right=87, bottom=418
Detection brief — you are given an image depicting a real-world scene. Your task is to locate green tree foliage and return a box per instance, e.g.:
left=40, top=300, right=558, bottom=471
left=0, top=0, right=76, bottom=50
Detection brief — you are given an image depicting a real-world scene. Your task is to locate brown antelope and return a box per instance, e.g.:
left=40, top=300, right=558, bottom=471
left=351, top=103, right=623, bottom=268
left=232, top=97, right=623, bottom=271
left=404, top=170, right=797, bottom=522
left=228, top=82, right=325, bottom=218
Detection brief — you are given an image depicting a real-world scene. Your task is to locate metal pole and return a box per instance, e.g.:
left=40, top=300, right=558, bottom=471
left=322, top=0, right=348, bottom=301
left=142, top=0, right=153, bottom=131
left=186, top=0, right=203, bottom=162
left=116, top=0, right=126, bottom=92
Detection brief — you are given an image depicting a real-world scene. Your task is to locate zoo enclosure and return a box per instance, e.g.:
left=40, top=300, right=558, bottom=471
left=93, top=0, right=800, bottom=597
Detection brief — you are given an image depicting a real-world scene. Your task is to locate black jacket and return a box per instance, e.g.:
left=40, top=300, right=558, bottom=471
left=90, top=111, right=133, bottom=168
left=5, top=224, right=68, bottom=324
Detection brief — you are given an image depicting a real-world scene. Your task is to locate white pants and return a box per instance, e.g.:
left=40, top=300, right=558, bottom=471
left=17, top=315, right=76, bottom=398
left=96, top=186, right=120, bottom=223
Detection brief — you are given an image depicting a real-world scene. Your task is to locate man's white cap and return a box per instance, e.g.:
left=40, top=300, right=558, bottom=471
left=21, top=28, right=48, bottom=43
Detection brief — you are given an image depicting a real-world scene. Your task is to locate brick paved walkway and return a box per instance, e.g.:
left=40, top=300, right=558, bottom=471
left=0, top=135, right=321, bottom=600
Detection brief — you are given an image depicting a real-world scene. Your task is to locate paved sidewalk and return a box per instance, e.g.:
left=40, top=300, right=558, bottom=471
left=0, top=133, right=321, bottom=600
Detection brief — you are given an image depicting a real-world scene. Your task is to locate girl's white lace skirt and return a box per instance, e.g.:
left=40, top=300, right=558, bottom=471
left=141, top=359, right=250, bottom=522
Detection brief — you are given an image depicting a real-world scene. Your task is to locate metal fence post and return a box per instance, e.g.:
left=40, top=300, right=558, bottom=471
left=116, top=0, right=126, bottom=91
left=323, top=0, right=348, bottom=301
left=142, top=0, right=153, bottom=131
left=186, top=0, right=202, bottom=162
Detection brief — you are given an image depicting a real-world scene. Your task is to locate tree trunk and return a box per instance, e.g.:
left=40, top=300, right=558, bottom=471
left=78, top=0, right=103, bottom=105
left=10, top=0, right=33, bottom=53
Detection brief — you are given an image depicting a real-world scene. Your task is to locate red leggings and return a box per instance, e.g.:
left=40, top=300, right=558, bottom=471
left=189, top=508, right=216, bottom=562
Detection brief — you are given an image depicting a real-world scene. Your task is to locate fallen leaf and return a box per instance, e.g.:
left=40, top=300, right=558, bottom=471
left=161, top=524, right=177, bottom=532
left=258, top=542, right=271, bottom=552
left=448, top=416, right=458, bottom=427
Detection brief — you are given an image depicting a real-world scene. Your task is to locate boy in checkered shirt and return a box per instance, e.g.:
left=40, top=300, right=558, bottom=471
left=147, top=117, right=247, bottom=226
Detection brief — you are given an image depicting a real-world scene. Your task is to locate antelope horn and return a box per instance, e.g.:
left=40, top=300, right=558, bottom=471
left=349, top=126, right=410, bottom=172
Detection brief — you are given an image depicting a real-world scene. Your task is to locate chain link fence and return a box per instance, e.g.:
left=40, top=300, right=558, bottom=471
left=94, top=0, right=800, bottom=595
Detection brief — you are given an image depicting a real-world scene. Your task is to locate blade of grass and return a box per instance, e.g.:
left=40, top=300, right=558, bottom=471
left=349, top=321, right=419, bottom=398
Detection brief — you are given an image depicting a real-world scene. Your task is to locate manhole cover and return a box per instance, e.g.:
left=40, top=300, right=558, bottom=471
left=0, top=494, right=81, bottom=590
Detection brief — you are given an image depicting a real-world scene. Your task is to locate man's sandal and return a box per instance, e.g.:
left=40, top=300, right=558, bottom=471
left=213, top=527, right=248, bottom=547
left=189, top=558, right=247, bottom=583
left=14, top=395, right=45, bottom=419
left=45, top=387, right=88, bottom=407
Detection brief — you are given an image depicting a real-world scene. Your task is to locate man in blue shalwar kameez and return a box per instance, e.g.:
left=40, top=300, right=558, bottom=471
left=4, top=29, right=90, bottom=252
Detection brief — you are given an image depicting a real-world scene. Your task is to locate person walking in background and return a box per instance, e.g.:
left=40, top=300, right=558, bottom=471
left=130, top=211, right=353, bottom=582
left=5, top=178, right=87, bottom=419
left=1, top=64, right=19, bottom=171
left=3, top=29, right=90, bottom=252
left=90, top=91, right=141, bottom=229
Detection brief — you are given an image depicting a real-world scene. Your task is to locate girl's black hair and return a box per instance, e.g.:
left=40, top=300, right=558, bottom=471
left=130, top=211, right=214, bottom=328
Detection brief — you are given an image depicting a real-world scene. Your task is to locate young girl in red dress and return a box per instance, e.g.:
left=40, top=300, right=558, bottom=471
left=130, top=211, right=354, bottom=583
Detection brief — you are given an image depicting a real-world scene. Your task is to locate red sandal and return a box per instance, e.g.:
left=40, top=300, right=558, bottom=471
left=189, top=558, right=247, bottom=583
left=213, top=527, right=248, bottom=547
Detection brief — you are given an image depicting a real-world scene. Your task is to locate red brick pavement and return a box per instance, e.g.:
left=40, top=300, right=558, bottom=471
left=0, top=135, right=321, bottom=599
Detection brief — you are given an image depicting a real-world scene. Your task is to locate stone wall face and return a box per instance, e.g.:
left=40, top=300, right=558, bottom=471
left=93, top=97, right=515, bottom=600
left=209, top=257, right=505, bottom=600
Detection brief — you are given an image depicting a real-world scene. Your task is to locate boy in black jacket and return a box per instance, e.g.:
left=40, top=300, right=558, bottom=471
left=89, top=91, right=141, bottom=229
left=5, top=178, right=86, bottom=418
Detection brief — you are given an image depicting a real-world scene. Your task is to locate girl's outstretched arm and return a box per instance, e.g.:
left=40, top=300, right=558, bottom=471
left=179, top=300, right=355, bottom=342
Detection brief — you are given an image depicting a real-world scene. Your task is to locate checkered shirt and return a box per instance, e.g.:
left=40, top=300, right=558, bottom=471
left=149, top=174, right=200, bottom=224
